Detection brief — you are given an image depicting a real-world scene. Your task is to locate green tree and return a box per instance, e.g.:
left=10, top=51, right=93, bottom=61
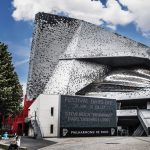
left=0, top=42, right=23, bottom=129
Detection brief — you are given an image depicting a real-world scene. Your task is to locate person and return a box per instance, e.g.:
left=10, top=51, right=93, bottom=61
left=8, top=135, right=20, bottom=150
left=16, top=136, right=21, bottom=147
left=14, top=133, right=17, bottom=137
left=2, top=132, right=9, bottom=140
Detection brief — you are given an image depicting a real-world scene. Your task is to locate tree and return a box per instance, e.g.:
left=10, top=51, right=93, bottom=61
left=0, top=42, right=23, bottom=128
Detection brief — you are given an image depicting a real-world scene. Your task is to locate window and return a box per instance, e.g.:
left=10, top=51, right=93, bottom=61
left=51, top=107, right=54, bottom=116
left=50, top=124, right=54, bottom=134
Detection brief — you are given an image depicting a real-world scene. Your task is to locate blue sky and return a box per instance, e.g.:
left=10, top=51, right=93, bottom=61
left=0, top=0, right=150, bottom=95
left=0, top=0, right=33, bottom=93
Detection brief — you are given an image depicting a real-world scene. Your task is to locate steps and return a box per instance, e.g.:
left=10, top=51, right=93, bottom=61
left=31, top=120, right=42, bottom=139
left=138, top=109, right=150, bottom=136
left=133, top=124, right=144, bottom=136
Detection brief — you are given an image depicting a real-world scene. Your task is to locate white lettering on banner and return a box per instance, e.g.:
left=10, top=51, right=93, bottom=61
left=71, top=130, right=95, bottom=135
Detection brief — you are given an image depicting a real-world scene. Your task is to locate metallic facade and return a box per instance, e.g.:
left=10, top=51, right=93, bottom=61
left=27, top=12, right=150, bottom=100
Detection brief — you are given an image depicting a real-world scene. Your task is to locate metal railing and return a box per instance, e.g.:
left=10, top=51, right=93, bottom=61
left=28, top=113, right=43, bottom=138
left=36, top=116, right=43, bottom=137
left=137, top=108, right=149, bottom=136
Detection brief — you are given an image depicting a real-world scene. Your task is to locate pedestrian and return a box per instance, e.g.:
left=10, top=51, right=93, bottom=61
left=16, top=136, right=21, bottom=147
left=8, top=135, right=20, bottom=150
left=2, top=132, right=9, bottom=140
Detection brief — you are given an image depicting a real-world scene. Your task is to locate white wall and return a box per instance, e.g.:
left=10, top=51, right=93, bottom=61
left=29, top=94, right=60, bottom=137
left=28, top=97, right=40, bottom=120
left=147, top=102, right=150, bottom=109
left=117, top=109, right=137, bottom=117
left=28, top=127, right=34, bottom=137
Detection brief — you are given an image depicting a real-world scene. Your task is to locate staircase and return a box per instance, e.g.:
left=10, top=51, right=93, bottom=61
left=31, top=120, right=42, bottom=139
left=137, top=109, right=150, bottom=136
left=133, top=124, right=144, bottom=136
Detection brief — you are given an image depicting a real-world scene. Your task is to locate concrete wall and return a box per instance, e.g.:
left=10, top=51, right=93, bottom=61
left=28, top=97, right=39, bottom=120
left=147, top=102, right=150, bottom=109
left=28, top=127, right=34, bottom=137
left=28, top=94, right=60, bottom=137
left=117, top=109, right=137, bottom=117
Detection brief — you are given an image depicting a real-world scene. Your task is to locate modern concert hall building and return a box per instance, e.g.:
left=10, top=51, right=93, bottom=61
left=26, top=12, right=150, bottom=138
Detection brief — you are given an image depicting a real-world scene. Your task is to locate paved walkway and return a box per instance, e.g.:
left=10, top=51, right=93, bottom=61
left=0, top=137, right=56, bottom=150
left=20, top=137, right=56, bottom=150
left=39, top=137, right=150, bottom=150
left=1, top=136, right=150, bottom=150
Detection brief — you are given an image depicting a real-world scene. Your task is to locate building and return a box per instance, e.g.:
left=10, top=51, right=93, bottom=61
left=26, top=12, right=150, bottom=137
left=28, top=94, right=116, bottom=137
left=2, top=95, right=34, bottom=135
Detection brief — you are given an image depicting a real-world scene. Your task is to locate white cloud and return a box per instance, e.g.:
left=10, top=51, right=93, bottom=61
left=106, top=24, right=117, bottom=30
left=20, top=81, right=27, bottom=106
left=12, top=0, right=133, bottom=27
left=14, top=58, right=29, bottom=67
left=12, top=0, right=150, bottom=36
left=21, top=81, right=27, bottom=96
left=14, top=46, right=30, bottom=58
left=120, top=0, right=150, bottom=36
left=14, top=38, right=31, bottom=59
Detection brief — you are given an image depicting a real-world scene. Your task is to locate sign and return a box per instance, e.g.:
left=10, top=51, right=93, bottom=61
left=60, top=127, right=117, bottom=137
left=60, top=95, right=117, bottom=137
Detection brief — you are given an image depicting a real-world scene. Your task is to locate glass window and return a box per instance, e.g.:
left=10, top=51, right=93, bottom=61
left=50, top=124, right=54, bottom=134
left=51, top=107, right=54, bottom=116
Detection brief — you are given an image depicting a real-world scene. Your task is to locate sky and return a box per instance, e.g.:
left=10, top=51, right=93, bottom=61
left=0, top=0, right=150, bottom=96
